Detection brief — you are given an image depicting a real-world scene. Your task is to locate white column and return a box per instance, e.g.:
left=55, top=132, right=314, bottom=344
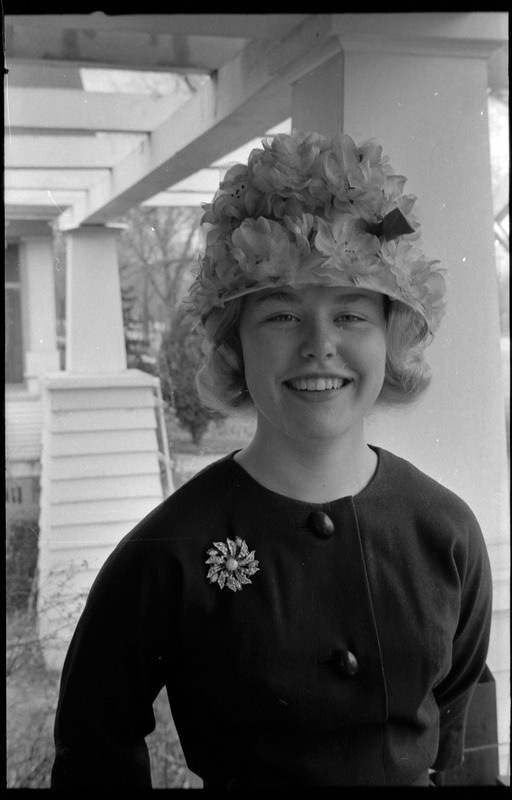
left=19, top=236, right=61, bottom=392
left=65, top=225, right=127, bottom=374
left=291, top=20, right=509, bottom=773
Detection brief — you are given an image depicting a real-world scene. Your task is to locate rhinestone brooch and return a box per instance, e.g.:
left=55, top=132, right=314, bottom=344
left=205, top=536, right=260, bottom=592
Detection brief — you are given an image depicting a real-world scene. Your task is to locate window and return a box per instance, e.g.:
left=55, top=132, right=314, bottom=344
left=6, top=484, right=23, bottom=504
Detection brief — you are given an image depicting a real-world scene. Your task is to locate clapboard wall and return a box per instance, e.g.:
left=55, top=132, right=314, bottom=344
left=37, top=371, right=166, bottom=670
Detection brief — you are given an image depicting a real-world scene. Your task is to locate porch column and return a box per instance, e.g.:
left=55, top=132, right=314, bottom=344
left=38, top=224, right=170, bottom=671
left=19, top=234, right=61, bottom=392
left=64, top=225, right=127, bottom=373
left=291, top=15, right=508, bottom=773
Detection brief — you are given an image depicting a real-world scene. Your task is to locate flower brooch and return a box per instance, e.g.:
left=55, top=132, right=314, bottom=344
left=205, top=536, right=260, bottom=592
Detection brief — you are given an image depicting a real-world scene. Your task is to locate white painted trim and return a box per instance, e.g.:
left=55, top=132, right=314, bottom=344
left=5, top=133, right=146, bottom=169
left=43, top=369, right=157, bottom=390
left=5, top=87, right=192, bottom=134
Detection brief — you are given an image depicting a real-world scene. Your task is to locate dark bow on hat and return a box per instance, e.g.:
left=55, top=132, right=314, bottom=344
left=368, top=208, right=415, bottom=242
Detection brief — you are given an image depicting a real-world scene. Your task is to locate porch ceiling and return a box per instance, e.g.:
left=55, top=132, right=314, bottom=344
left=4, top=12, right=508, bottom=233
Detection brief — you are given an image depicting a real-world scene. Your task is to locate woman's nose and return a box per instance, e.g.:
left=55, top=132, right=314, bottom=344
left=300, top=320, right=339, bottom=360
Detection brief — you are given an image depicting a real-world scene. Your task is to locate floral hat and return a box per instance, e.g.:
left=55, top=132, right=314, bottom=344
left=185, top=131, right=446, bottom=333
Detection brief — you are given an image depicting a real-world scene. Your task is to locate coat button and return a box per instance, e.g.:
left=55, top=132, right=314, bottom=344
left=307, top=511, right=335, bottom=538
left=336, top=650, right=359, bottom=677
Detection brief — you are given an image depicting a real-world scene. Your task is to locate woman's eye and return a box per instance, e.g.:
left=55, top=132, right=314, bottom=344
left=268, top=313, right=298, bottom=322
left=337, top=314, right=364, bottom=323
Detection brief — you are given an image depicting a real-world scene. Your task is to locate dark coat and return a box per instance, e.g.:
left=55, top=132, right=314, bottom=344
left=51, top=447, right=492, bottom=788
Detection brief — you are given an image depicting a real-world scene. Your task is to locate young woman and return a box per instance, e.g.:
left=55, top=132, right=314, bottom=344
left=51, top=131, right=492, bottom=788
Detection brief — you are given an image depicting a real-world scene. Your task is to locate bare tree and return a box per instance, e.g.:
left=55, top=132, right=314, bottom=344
left=117, top=206, right=204, bottom=334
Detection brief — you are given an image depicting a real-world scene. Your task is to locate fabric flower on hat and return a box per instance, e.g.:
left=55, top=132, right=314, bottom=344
left=380, top=239, right=446, bottom=329
left=268, top=192, right=320, bottom=220
left=212, top=164, right=250, bottom=220
left=231, top=217, right=299, bottom=282
left=318, top=135, right=390, bottom=222
left=321, top=133, right=362, bottom=190
left=250, top=133, right=330, bottom=218
left=328, top=135, right=386, bottom=189
left=315, top=213, right=381, bottom=274
left=283, top=213, right=315, bottom=256
left=250, top=132, right=329, bottom=194
left=202, top=164, right=265, bottom=226
left=200, top=234, right=241, bottom=290
left=358, top=138, right=391, bottom=181
left=407, top=254, right=446, bottom=328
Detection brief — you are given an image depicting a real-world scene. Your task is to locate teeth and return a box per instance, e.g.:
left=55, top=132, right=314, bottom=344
left=289, top=377, right=346, bottom=391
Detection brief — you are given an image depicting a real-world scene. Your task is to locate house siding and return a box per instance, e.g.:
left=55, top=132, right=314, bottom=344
left=37, top=371, right=166, bottom=670
left=5, top=390, right=43, bottom=523
left=5, top=390, right=43, bottom=466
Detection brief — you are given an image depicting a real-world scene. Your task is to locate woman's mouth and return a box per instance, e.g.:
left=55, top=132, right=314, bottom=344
left=285, top=377, right=350, bottom=392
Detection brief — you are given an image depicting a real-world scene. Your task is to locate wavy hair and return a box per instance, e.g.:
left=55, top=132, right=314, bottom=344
left=195, top=297, right=433, bottom=416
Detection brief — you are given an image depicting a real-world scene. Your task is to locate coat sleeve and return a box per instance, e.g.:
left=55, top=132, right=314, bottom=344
left=432, top=507, right=493, bottom=772
left=50, top=532, right=171, bottom=788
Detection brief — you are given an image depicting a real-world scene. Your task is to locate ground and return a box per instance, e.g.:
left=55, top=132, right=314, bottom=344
left=170, top=413, right=256, bottom=487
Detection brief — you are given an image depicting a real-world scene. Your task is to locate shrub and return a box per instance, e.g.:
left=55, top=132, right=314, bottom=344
left=158, top=311, right=221, bottom=445
left=6, top=518, right=39, bottom=613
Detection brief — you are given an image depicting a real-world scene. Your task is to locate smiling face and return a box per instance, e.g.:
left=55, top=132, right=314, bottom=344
left=238, top=284, right=388, bottom=449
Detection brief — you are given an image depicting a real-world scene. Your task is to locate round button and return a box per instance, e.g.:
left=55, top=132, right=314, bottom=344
left=336, top=649, right=359, bottom=677
left=225, top=558, right=238, bottom=571
left=308, top=511, right=335, bottom=538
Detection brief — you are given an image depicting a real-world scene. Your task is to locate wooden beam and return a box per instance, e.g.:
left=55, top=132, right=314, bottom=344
left=5, top=134, right=145, bottom=168
left=4, top=13, right=310, bottom=40
left=6, top=205, right=64, bottom=220
left=5, top=189, right=86, bottom=208
left=5, top=61, right=84, bottom=89
left=3, top=123, right=292, bottom=196
left=331, top=11, right=508, bottom=52
left=57, top=16, right=341, bottom=228
left=159, top=168, right=224, bottom=194
left=142, top=191, right=212, bottom=208
left=4, top=22, right=244, bottom=73
left=4, top=169, right=110, bottom=190
left=5, top=219, right=54, bottom=239
left=4, top=88, right=197, bottom=134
